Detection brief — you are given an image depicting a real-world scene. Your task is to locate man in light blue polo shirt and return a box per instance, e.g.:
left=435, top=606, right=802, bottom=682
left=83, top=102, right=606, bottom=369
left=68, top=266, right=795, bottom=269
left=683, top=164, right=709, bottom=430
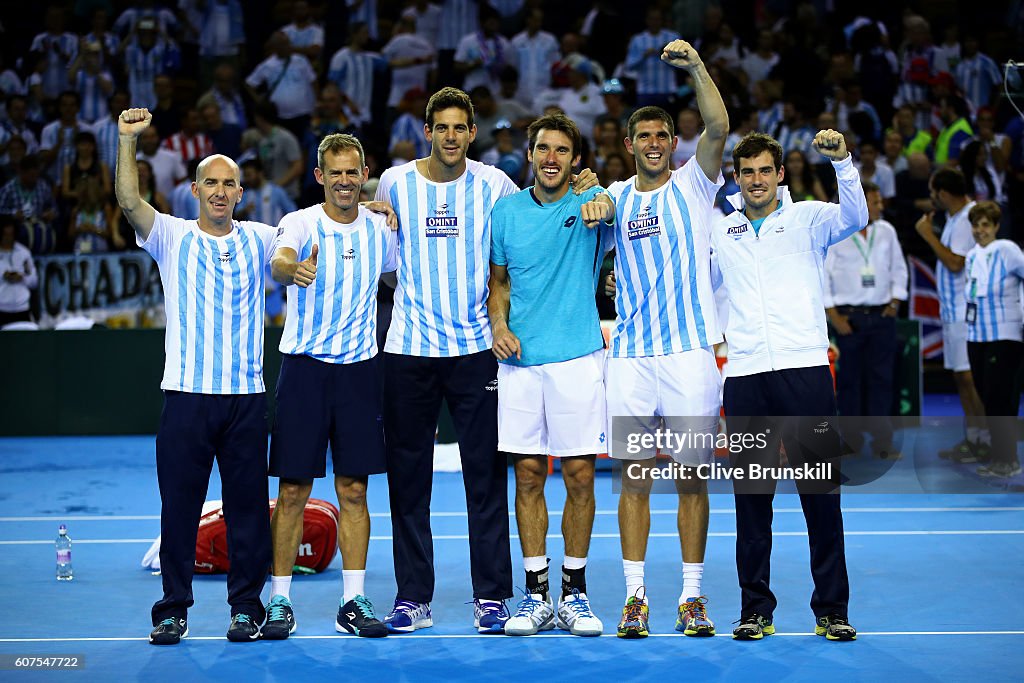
left=488, top=112, right=614, bottom=637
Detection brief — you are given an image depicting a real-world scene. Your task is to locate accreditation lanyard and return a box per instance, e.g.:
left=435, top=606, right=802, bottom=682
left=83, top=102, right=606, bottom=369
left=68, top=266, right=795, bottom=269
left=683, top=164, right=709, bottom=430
left=851, top=226, right=876, bottom=288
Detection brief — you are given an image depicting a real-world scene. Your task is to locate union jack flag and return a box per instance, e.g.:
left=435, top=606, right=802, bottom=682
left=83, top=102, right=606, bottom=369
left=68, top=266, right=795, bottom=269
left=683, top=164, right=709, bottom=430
left=908, top=255, right=944, bottom=360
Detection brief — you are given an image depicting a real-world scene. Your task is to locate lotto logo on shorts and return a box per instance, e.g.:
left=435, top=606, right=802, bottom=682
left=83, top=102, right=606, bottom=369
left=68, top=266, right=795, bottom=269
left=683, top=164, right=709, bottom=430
left=627, top=217, right=661, bottom=240
left=425, top=216, right=460, bottom=237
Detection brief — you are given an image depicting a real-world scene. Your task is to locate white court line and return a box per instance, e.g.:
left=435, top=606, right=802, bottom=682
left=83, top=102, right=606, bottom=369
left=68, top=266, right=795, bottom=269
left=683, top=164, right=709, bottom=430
left=3, top=507, right=1024, bottom=523
left=2, top=631, right=1023, bottom=643
left=3, top=530, right=1024, bottom=545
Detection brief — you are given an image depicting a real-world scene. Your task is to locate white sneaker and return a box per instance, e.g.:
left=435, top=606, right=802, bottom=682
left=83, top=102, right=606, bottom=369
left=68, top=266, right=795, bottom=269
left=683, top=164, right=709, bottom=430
left=504, top=593, right=555, bottom=636
left=556, top=591, right=603, bottom=636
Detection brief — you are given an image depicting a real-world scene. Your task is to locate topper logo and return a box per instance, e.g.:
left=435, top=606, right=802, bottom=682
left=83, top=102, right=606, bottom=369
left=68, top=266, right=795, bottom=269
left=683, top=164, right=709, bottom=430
left=637, top=205, right=653, bottom=218
left=435, top=203, right=449, bottom=216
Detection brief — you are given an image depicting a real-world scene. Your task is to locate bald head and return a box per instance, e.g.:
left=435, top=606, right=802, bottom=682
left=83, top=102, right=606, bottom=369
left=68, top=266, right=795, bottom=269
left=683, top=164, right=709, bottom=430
left=196, top=154, right=241, bottom=183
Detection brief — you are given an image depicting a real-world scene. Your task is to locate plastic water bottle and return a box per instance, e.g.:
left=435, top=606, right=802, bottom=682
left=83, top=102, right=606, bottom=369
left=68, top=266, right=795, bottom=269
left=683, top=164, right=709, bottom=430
left=56, top=525, right=73, bottom=581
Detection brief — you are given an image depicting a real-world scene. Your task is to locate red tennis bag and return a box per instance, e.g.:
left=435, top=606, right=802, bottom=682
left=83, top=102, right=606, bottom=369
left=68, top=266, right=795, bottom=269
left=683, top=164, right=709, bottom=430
left=194, top=498, right=340, bottom=574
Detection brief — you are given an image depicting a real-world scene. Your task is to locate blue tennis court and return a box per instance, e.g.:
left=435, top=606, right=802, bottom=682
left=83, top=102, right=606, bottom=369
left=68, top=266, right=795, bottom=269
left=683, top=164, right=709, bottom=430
left=0, top=431, right=1021, bottom=682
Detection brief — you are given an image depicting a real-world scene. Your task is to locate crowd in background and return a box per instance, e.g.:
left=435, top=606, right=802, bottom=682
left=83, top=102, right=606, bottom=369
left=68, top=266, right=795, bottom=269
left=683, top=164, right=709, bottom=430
left=0, top=0, right=1020, bottom=265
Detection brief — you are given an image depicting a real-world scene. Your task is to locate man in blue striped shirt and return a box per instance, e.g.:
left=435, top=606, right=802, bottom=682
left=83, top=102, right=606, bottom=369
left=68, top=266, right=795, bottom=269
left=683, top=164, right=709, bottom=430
left=116, top=107, right=277, bottom=646
left=603, top=39, right=728, bottom=640
left=262, top=133, right=398, bottom=640
left=624, top=8, right=680, bottom=109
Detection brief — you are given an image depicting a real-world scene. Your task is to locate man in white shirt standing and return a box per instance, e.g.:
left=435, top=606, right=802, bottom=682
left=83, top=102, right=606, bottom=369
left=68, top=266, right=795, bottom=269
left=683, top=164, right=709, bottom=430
left=116, top=107, right=277, bottom=646
left=0, top=216, right=38, bottom=327
left=825, top=181, right=908, bottom=457
left=245, top=32, right=317, bottom=141
left=711, top=128, right=867, bottom=642
left=915, top=168, right=988, bottom=461
left=262, top=133, right=398, bottom=641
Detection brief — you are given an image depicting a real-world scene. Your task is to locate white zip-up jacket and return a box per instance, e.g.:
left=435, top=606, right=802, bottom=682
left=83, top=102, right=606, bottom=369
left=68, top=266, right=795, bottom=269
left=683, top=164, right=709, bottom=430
left=711, top=156, right=868, bottom=377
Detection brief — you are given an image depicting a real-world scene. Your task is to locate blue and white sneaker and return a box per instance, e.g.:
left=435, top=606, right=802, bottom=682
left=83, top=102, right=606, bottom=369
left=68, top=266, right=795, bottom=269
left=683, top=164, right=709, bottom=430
left=556, top=590, right=603, bottom=636
left=504, top=591, right=555, bottom=636
left=383, top=599, right=433, bottom=633
left=473, top=599, right=510, bottom=634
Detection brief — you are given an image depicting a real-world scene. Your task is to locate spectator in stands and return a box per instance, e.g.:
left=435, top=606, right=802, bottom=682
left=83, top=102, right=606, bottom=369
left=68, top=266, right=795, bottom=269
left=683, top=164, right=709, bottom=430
left=534, top=59, right=606, bottom=147
left=169, top=158, right=202, bottom=221
left=882, top=129, right=909, bottom=174
left=625, top=7, right=680, bottom=108
left=0, top=137, right=28, bottom=185
left=825, top=181, right=908, bottom=458
left=435, top=0, right=480, bottom=87
left=164, top=109, right=214, bottom=164
left=740, top=29, right=779, bottom=92
left=281, top=0, right=325, bottom=65
left=781, top=149, right=828, bottom=202
left=30, top=7, right=78, bottom=102
left=40, top=91, right=88, bottom=185
left=468, top=87, right=502, bottom=156
left=91, top=91, right=130, bottom=182
left=84, top=8, right=120, bottom=67
left=401, top=0, right=442, bottom=44
left=479, top=119, right=524, bottom=185
left=122, top=19, right=180, bottom=111
left=960, top=139, right=1007, bottom=211
left=347, top=0, right=380, bottom=42
left=327, top=23, right=386, bottom=132
left=671, top=109, right=702, bottom=169
left=510, top=8, right=559, bottom=111
left=246, top=31, right=318, bottom=141
left=601, top=79, right=632, bottom=129
left=113, top=0, right=178, bottom=38
left=934, top=95, right=974, bottom=167
left=197, top=62, right=248, bottom=130
left=382, top=16, right=435, bottom=116
left=892, top=104, right=932, bottom=158
left=236, top=158, right=297, bottom=226
left=952, top=34, right=1002, bottom=110
left=199, top=102, right=243, bottom=161
left=68, top=175, right=115, bottom=254
left=1, top=96, right=40, bottom=160
left=891, top=152, right=934, bottom=255
left=388, top=88, right=431, bottom=164
left=195, top=0, right=246, bottom=87
left=598, top=151, right=629, bottom=186
left=893, top=15, right=939, bottom=131
left=136, top=126, right=186, bottom=199
left=0, top=156, right=58, bottom=254
left=856, top=140, right=896, bottom=204
left=149, top=75, right=182, bottom=139
left=455, top=6, right=512, bottom=96
left=61, top=131, right=111, bottom=207
left=68, top=40, right=114, bottom=125
left=241, top=103, right=304, bottom=201
left=772, top=100, right=816, bottom=156
left=0, top=214, right=39, bottom=327
left=834, top=81, right=882, bottom=144
left=302, top=84, right=359, bottom=203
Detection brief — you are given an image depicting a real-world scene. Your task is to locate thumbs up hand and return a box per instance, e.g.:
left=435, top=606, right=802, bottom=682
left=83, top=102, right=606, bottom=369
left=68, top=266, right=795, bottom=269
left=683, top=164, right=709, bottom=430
left=293, top=243, right=318, bottom=287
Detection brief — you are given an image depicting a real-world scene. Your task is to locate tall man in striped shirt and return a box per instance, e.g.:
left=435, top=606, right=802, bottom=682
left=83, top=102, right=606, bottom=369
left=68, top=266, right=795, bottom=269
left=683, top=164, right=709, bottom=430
left=603, top=39, right=729, bottom=639
left=116, top=108, right=278, bottom=645
left=262, top=133, right=398, bottom=640
left=374, top=86, right=518, bottom=634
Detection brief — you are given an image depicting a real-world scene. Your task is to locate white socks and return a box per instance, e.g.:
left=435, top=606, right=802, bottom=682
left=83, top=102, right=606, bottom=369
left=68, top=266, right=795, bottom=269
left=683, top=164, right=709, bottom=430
left=342, top=569, right=365, bottom=603
left=270, top=575, right=292, bottom=600
left=623, top=559, right=645, bottom=600
left=680, top=562, right=704, bottom=604
left=563, top=556, right=587, bottom=570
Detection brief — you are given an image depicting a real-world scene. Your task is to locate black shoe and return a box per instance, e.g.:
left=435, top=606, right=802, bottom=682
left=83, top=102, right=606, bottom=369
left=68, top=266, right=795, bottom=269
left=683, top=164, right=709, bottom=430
left=262, top=595, right=296, bottom=640
left=732, top=613, right=774, bottom=640
left=940, top=439, right=974, bottom=461
left=226, top=613, right=262, bottom=642
left=150, top=617, right=187, bottom=645
left=815, top=614, right=857, bottom=641
left=336, top=595, right=388, bottom=637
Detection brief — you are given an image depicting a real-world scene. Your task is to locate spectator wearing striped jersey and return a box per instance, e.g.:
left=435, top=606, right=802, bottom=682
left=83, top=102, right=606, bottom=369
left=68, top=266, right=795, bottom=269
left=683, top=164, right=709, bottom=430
left=263, top=132, right=398, bottom=640
left=624, top=8, right=681, bottom=109
left=914, top=168, right=988, bottom=462
left=121, top=19, right=180, bottom=112
left=280, top=0, right=325, bottom=65
left=963, top=201, right=1024, bottom=478
left=29, top=7, right=78, bottom=102
left=952, top=35, right=1002, bottom=110
left=236, top=158, right=296, bottom=226
left=67, top=40, right=114, bottom=125
left=197, top=63, right=249, bottom=130
left=326, top=23, right=386, bottom=132
left=116, top=107, right=276, bottom=646
left=163, top=109, right=214, bottom=164
left=39, top=91, right=89, bottom=185
left=0, top=155, right=58, bottom=254
left=90, top=91, right=130, bottom=182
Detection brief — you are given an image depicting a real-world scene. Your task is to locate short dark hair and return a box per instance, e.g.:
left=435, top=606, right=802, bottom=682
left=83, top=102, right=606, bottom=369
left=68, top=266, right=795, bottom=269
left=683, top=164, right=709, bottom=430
left=861, top=181, right=880, bottom=195
left=425, top=87, right=474, bottom=127
left=732, top=132, right=784, bottom=173
left=241, top=158, right=264, bottom=173
left=930, top=167, right=967, bottom=196
left=527, top=112, right=583, bottom=160
left=941, top=94, right=969, bottom=119
left=627, top=106, right=674, bottom=140
left=968, top=200, right=1001, bottom=226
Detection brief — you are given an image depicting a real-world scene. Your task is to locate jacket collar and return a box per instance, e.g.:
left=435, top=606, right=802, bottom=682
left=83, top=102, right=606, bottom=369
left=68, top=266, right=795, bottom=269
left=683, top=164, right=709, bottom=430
left=725, top=184, right=793, bottom=215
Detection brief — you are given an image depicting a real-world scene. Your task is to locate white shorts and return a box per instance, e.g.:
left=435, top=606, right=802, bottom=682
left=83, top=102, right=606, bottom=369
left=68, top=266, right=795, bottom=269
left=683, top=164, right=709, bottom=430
left=497, top=349, right=607, bottom=457
left=942, top=321, right=970, bottom=372
left=606, top=347, right=722, bottom=466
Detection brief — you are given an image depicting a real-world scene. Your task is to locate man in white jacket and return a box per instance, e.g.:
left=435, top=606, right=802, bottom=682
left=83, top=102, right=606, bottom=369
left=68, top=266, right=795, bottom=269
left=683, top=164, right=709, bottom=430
left=711, top=130, right=867, bottom=642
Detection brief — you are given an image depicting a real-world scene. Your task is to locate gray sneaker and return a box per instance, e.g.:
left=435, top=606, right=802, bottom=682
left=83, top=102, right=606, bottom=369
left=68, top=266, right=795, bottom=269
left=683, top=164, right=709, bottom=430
left=504, top=592, right=555, bottom=636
